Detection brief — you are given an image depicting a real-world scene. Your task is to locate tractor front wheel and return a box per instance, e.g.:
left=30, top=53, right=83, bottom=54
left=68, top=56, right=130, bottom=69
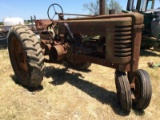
left=115, top=71, right=132, bottom=112
left=132, top=69, right=152, bottom=110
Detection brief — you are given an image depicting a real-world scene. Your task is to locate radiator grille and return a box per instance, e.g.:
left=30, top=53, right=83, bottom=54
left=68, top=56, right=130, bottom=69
left=114, top=26, right=132, bottom=57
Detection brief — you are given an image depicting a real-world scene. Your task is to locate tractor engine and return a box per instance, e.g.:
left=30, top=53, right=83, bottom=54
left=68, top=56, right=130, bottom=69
left=39, top=30, right=69, bottom=62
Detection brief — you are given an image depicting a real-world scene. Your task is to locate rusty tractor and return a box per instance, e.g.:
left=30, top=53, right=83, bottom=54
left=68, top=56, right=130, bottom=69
left=7, top=1, right=152, bottom=112
left=126, top=0, right=160, bottom=49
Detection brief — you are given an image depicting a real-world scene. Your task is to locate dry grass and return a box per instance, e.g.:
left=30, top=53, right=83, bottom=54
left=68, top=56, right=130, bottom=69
left=0, top=47, right=160, bottom=120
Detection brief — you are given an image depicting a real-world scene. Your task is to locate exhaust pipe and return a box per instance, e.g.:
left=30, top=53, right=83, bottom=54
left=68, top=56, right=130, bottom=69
left=99, top=0, right=105, bottom=15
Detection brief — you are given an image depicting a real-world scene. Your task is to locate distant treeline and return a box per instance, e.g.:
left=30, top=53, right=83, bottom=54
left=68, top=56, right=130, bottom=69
left=24, top=20, right=32, bottom=23
left=0, top=22, right=3, bottom=25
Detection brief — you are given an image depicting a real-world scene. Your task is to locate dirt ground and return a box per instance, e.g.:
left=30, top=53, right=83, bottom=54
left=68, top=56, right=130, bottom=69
left=0, top=47, right=160, bottom=120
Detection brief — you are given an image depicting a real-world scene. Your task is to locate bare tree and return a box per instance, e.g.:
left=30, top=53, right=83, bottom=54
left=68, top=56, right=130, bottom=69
left=83, top=0, right=122, bottom=15
left=83, top=0, right=100, bottom=15
left=109, top=0, right=122, bottom=13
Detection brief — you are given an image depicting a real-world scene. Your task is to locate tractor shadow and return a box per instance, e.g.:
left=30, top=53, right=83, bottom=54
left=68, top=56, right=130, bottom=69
left=44, top=66, right=144, bottom=116
left=10, top=74, right=44, bottom=92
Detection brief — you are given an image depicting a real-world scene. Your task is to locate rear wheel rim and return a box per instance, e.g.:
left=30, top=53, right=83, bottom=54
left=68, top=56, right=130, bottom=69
left=10, top=37, right=28, bottom=79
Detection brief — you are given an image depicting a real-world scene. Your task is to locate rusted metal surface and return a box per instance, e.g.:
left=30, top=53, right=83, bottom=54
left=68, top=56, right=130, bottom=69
left=109, top=9, right=116, bottom=14
left=38, top=12, right=144, bottom=72
left=41, top=37, right=69, bottom=62
left=99, top=0, right=106, bottom=15
left=56, top=12, right=143, bottom=72
left=67, top=12, right=144, bottom=24
left=37, top=9, right=144, bottom=74
left=9, top=36, right=28, bottom=79
left=59, top=17, right=132, bottom=35
left=30, top=0, right=143, bottom=72
left=42, top=38, right=69, bottom=61
left=35, top=1, right=142, bottom=72
left=35, top=19, right=52, bottom=30
left=62, top=13, right=94, bottom=17
left=50, top=43, right=69, bottom=61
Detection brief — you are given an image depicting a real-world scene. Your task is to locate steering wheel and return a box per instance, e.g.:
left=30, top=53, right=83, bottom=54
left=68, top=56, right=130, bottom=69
left=47, top=3, right=64, bottom=21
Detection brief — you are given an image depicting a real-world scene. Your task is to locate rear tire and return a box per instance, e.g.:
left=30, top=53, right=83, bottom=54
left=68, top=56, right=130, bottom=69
left=8, top=25, right=45, bottom=88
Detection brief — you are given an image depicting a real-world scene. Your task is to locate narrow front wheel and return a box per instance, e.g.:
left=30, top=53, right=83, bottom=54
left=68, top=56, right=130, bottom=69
left=132, top=69, right=152, bottom=110
left=115, top=71, right=132, bottom=112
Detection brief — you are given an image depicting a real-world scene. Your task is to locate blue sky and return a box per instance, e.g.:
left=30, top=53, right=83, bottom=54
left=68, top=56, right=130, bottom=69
left=0, top=0, right=159, bottom=21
